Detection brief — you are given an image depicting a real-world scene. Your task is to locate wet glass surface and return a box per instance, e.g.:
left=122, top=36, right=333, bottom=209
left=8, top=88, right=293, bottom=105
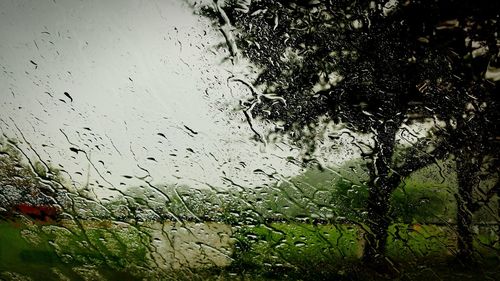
left=0, top=0, right=499, bottom=280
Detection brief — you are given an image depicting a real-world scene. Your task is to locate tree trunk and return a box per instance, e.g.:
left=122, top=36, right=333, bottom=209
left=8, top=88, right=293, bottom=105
left=455, top=154, right=479, bottom=263
left=362, top=122, right=399, bottom=265
left=363, top=187, right=392, bottom=264
left=497, top=183, right=500, bottom=245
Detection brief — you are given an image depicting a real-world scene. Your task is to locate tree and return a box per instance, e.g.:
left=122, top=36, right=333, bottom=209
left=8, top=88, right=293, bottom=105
left=413, top=2, right=500, bottom=262
left=200, top=0, right=460, bottom=264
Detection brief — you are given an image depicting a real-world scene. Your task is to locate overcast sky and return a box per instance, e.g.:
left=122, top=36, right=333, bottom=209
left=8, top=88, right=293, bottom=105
left=0, top=0, right=363, bottom=200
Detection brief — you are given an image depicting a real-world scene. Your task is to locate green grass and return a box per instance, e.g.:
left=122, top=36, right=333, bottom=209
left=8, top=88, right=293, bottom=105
left=233, top=223, right=362, bottom=270
left=231, top=222, right=500, bottom=277
left=386, top=224, right=456, bottom=260
left=0, top=219, right=152, bottom=280
left=1, top=218, right=500, bottom=280
left=0, top=220, right=62, bottom=279
left=232, top=222, right=500, bottom=280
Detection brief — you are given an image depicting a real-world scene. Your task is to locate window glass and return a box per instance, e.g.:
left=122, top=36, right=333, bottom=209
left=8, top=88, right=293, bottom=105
left=0, top=0, right=499, bottom=280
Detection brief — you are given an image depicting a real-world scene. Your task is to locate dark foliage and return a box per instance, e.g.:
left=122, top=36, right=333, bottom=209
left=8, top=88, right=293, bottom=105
left=202, top=0, right=499, bottom=264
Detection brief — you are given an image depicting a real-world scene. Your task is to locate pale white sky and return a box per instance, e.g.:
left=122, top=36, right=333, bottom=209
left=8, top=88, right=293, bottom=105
left=0, top=0, right=379, bottom=200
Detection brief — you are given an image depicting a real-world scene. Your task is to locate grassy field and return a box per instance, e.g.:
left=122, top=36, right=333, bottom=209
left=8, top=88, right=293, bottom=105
left=1, top=218, right=500, bottom=280
left=0, top=218, right=151, bottom=280
left=232, top=222, right=500, bottom=278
